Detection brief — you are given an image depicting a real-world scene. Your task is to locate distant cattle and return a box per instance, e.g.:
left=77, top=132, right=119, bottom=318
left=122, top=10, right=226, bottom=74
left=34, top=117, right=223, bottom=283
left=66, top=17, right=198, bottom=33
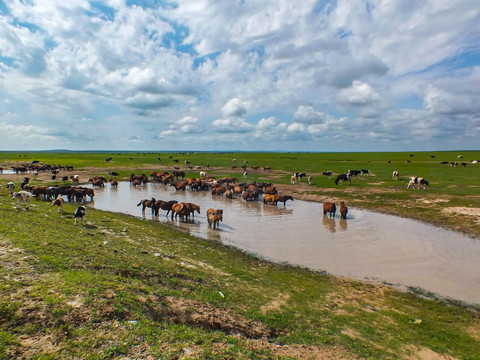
left=392, top=171, right=399, bottom=180
left=407, top=177, right=429, bottom=189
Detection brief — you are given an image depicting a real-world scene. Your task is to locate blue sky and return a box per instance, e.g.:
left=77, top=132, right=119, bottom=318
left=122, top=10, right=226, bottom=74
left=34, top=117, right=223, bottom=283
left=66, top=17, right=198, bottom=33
left=0, top=0, right=479, bottom=151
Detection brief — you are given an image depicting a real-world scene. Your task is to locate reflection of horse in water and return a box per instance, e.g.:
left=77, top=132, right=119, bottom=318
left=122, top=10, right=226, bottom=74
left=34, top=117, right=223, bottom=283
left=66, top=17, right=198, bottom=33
left=322, top=216, right=336, bottom=233
left=339, top=218, right=347, bottom=231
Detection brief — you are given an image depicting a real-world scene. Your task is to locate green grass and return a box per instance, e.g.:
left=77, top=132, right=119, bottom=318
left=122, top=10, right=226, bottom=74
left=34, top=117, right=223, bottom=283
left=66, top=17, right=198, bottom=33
left=0, top=189, right=479, bottom=359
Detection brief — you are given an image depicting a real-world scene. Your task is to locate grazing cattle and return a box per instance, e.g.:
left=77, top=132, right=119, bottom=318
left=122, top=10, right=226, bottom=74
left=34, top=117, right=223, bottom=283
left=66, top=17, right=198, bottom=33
left=74, top=206, right=87, bottom=225
left=347, top=170, right=361, bottom=177
left=263, top=194, right=280, bottom=205
left=137, top=198, right=157, bottom=214
left=71, top=175, right=80, bottom=184
left=407, top=177, right=429, bottom=189
left=471, top=160, right=479, bottom=164
left=6, top=182, right=15, bottom=193
left=294, top=172, right=306, bottom=181
left=52, top=196, right=65, bottom=213
left=232, top=159, right=237, bottom=163
left=339, top=201, right=348, bottom=219
left=322, top=171, right=332, bottom=179
left=109, top=179, right=118, bottom=188
left=251, top=166, right=259, bottom=171
left=105, top=157, right=112, bottom=162
left=440, top=161, right=449, bottom=164
left=264, top=166, right=271, bottom=171
left=392, top=171, right=399, bottom=180
left=153, top=200, right=178, bottom=217
left=109, top=171, right=119, bottom=177
left=461, top=162, right=467, bottom=167
left=12, top=191, right=34, bottom=209
left=277, top=195, right=294, bottom=206
left=308, top=175, right=313, bottom=185
left=62, top=176, right=69, bottom=182
left=450, top=162, right=458, bottom=167
left=290, top=175, right=296, bottom=184
left=243, top=171, right=247, bottom=178
left=232, top=165, right=238, bottom=169
left=361, top=169, right=370, bottom=176
left=200, top=171, right=206, bottom=178
left=334, top=174, right=351, bottom=185
left=323, top=202, right=336, bottom=218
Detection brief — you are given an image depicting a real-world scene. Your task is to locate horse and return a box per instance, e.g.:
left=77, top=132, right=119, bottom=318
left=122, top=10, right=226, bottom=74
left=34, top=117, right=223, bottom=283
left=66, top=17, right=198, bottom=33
left=109, top=179, right=118, bottom=188
left=207, top=213, right=222, bottom=229
left=74, top=206, right=87, bottom=225
left=263, top=194, right=280, bottom=205
left=52, top=195, right=65, bottom=213
left=323, top=202, right=336, bottom=218
left=12, top=191, right=34, bottom=209
left=207, top=208, right=223, bottom=217
left=153, top=200, right=178, bottom=217
left=339, top=201, right=348, bottom=219
left=225, top=189, right=233, bottom=199
left=185, top=203, right=200, bottom=220
left=290, top=175, right=296, bottom=184
left=171, top=202, right=199, bottom=221
left=264, top=185, right=277, bottom=195
left=277, top=195, right=294, bottom=206
left=137, top=197, right=157, bottom=214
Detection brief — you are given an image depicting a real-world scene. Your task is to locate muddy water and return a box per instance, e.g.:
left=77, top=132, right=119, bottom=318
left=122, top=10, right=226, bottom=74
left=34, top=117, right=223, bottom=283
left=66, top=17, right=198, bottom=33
left=91, top=182, right=480, bottom=305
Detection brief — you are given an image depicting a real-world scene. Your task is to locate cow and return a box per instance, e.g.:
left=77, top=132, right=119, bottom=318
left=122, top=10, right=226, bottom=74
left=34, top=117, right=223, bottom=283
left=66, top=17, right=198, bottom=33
left=12, top=191, right=34, bottom=209
left=392, top=171, right=399, bottom=180
left=407, top=177, right=429, bottom=189
left=334, top=174, right=352, bottom=185
left=74, top=206, right=87, bottom=225
left=52, top=196, right=65, bottom=213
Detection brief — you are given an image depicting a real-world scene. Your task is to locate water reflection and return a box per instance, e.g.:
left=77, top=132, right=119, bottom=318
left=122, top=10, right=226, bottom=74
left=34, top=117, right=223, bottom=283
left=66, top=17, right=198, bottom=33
left=90, top=181, right=480, bottom=305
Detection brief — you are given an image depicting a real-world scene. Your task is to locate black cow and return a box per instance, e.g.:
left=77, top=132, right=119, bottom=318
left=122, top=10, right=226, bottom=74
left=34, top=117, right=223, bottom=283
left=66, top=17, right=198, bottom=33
left=335, top=174, right=352, bottom=185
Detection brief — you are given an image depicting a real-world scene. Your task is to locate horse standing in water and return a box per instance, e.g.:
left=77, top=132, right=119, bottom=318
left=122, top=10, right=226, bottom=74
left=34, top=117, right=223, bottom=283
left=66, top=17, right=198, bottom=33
left=340, top=201, right=348, bottom=219
left=323, top=202, right=336, bottom=218
left=137, top=197, right=156, bottom=214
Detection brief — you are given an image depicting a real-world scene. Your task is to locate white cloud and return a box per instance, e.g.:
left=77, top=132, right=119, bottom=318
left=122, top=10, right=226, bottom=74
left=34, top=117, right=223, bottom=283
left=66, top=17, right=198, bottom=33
left=221, top=98, right=248, bottom=117
left=211, top=117, right=253, bottom=133
left=293, top=105, right=327, bottom=124
left=337, top=80, right=380, bottom=107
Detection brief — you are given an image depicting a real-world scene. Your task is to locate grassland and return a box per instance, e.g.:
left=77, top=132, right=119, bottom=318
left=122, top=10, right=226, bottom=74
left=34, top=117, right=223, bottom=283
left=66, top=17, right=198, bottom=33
left=0, top=150, right=479, bottom=359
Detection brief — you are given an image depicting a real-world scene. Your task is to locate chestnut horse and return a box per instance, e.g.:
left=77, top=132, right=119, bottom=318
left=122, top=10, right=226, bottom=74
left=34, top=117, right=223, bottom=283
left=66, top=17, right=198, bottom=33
left=263, top=194, right=280, bottom=205
left=323, top=202, right=336, bottom=218
left=340, top=201, right=348, bottom=219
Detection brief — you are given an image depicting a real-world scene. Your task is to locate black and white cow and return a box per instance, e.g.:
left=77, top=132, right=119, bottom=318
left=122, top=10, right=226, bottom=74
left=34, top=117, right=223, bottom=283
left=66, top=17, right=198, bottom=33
left=293, top=172, right=307, bottom=181
left=407, top=177, right=429, bottom=189
left=74, top=206, right=87, bottom=225
left=347, top=170, right=362, bottom=177
left=335, top=174, right=352, bottom=185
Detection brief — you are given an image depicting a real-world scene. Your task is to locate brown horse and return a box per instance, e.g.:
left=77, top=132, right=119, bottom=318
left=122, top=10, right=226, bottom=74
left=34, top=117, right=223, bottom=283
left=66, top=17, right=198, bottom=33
left=109, top=179, right=118, bottom=188
left=137, top=197, right=156, bottom=214
left=323, top=202, right=336, bottom=218
left=340, top=201, right=348, bottom=219
left=263, top=194, right=280, bottom=205
left=277, top=195, right=294, bottom=205
left=153, top=200, right=178, bottom=217
left=208, top=213, right=222, bottom=229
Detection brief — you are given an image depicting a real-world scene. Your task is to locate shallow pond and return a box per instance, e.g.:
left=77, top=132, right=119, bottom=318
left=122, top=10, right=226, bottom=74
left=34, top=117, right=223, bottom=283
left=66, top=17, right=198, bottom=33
left=91, top=182, right=480, bottom=305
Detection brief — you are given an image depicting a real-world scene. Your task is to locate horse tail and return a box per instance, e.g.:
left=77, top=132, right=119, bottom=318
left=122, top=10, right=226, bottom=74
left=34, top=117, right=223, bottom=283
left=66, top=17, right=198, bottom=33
left=137, top=201, right=143, bottom=206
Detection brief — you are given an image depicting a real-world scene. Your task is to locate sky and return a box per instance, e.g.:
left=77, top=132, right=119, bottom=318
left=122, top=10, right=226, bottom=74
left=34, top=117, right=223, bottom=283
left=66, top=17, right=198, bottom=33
left=0, top=0, right=479, bottom=152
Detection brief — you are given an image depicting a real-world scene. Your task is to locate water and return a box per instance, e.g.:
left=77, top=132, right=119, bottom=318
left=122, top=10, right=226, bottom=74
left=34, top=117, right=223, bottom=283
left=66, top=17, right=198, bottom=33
left=90, top=182, right=480, bottom=305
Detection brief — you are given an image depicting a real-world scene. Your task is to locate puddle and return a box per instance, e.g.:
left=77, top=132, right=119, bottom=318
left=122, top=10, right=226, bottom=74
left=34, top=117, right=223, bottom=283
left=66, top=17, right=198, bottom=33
left=91, top=182, right=480, bottom=305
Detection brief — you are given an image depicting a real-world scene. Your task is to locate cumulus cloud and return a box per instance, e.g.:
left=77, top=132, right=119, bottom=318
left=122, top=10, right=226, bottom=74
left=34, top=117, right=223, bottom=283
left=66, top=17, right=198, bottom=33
left=337, top=80, right=380, bottom=107
left=293, top=105, right=327, bottom=124
left=212, top=117, right=253, bottom=133
left=221, top=98, right=248, bottom=117
left=159, top=116, right=203, bottom=137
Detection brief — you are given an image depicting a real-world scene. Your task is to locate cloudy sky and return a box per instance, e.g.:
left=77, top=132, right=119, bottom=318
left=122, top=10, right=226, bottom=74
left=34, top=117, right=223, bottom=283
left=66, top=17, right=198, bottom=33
left=0, top=0, right=479, bottom=151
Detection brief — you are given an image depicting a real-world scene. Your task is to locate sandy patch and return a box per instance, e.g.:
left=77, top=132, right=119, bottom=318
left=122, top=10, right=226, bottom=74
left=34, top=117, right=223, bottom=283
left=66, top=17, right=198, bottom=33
left=407, top=347, right=459, bottom=360
left=260, top=293, right=290, bottom=314
left=442, top=207, right=480, bottom=217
